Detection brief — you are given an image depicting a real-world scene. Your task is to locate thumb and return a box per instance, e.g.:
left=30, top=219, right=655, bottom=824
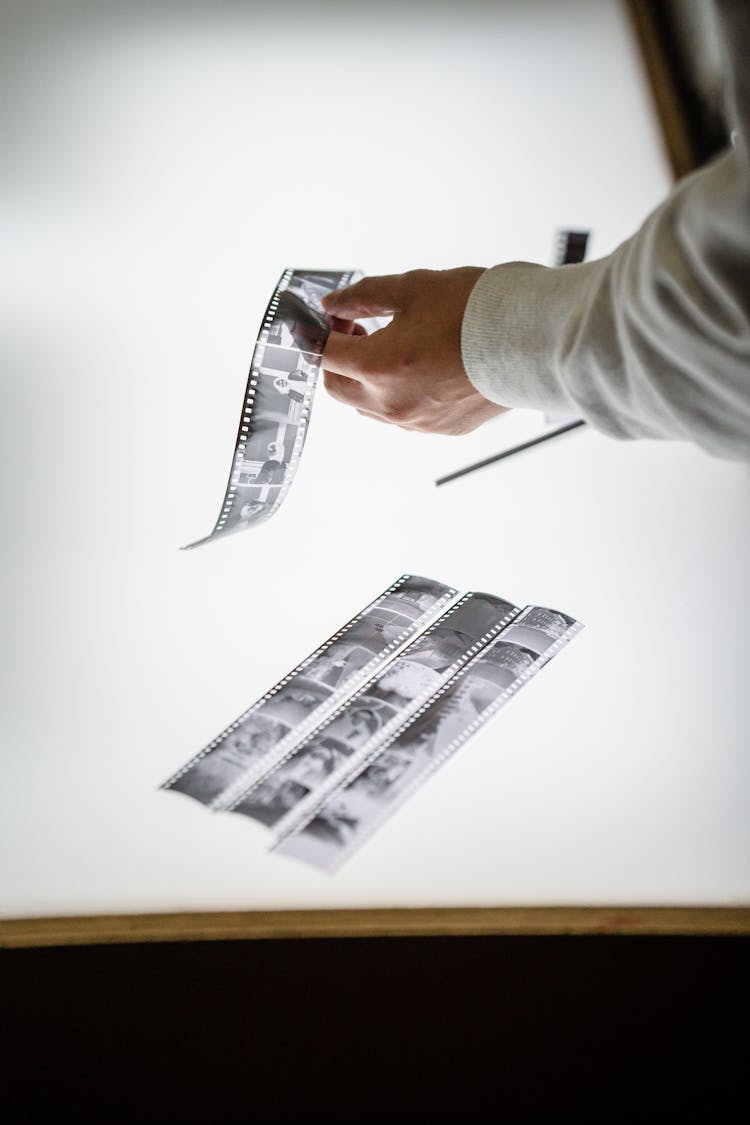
left=322, top=273, right=405, bottom=319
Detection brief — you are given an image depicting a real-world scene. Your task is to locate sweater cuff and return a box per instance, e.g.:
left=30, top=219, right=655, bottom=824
left=461, top=259, right=606, bottom=413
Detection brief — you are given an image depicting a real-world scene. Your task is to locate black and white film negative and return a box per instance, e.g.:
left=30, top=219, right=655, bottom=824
left=224, top=592, right=520, bottom=831
left=554, top=229, right=590, bottom=267
left=161, top=575, right=457, bottom=807
left=185, top=268, right=360, bottom=548
left=273, top=605, right=582, bottom=872
left=161, top=575, right=582, bottom=873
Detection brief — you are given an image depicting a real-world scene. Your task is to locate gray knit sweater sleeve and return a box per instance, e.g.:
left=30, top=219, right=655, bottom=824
left=461, top=1, right=750, bottom=460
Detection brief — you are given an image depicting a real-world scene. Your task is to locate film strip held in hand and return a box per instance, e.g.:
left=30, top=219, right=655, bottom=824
left=554, top=229, right=589, bottom=266
left=186, top=268, right=361, bottom=549
left=161, top=575, right=457, bottom=807
left=222, top=591, right=520, bottom=830
left=274, top=606, right=583, bottom=872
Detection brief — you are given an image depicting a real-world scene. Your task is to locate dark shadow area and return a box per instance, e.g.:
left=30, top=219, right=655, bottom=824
left=627, top=0, right=730, bottom=178
left=3, top=935, right=748, bottom=1123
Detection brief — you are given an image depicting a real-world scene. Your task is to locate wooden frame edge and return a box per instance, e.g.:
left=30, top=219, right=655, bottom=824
left=2, top=906, right=749, bottom=947
left=624, top=0, right=698, bottom=179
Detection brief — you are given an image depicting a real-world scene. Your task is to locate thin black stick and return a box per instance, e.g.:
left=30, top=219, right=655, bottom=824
left=435, top=419, right=586, bottom=486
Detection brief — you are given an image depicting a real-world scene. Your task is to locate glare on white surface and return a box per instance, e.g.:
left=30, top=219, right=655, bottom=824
left=2, top=0, right=748, bottom=915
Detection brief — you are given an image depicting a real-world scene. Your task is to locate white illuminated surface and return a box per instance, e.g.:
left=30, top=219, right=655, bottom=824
left=2, top=0, right=748, bottom=916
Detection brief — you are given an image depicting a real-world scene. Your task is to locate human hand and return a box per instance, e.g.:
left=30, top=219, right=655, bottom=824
left=321, top=268, right=509, bottom=435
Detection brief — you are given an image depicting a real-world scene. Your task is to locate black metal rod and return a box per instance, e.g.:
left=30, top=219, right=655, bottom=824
left=435, top=419, right=586, bottom=486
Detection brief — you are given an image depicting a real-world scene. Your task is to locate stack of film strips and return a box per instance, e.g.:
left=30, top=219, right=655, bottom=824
left=163, top=575, right=582, bottom=872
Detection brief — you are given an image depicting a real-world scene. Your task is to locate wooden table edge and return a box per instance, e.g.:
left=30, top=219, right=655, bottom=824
left=2, top=906, right=749, bottom=947
left=624, top=0, right=698, bottom=179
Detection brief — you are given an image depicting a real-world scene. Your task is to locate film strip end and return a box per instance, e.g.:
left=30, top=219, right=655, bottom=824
left=183, top=268, right=362, bottom=549
left=554, top=229, right=590, bottom=267
left=274, top=606, right=582, bottom=872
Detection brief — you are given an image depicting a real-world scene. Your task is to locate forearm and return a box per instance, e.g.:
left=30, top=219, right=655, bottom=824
left=462, top=58, right=750, bottom=460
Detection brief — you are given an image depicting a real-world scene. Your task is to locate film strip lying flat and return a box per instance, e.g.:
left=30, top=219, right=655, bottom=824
left=274, top=607, right=583, bottom=871
left=161, top=575, right=457, bottom=806
left=185, top=268, right=360, bottom=549
left=224, top=590, right=519, bottom=831
left=162, top=575, right=582, bottom=871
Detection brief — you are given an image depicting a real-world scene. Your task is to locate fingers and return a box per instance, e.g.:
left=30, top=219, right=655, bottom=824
left=322, top=274, right=407, bottom=319
left=323, top=374, right=393, bottom=427
left=322, top=328, right=375, bottom=381
left=328, top=315, right=368, bottom=337
left=322, top=311, right=374, bottom=378
left=323, top=370, right=368, bottom=408
left=324, top=365, right=423, bottom=428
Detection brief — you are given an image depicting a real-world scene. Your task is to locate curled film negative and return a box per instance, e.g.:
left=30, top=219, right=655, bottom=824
left=274, top=605, right=583, bottom=872
left=161, top=575, right=457, bottom=807
left=185, top=268, right=361, bottom=549
left=226, top=592, right=520, bottom=834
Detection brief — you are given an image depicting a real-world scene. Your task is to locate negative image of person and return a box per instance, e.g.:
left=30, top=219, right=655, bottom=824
left=371, top=656, right=444, bottom=710
left=233, top=774, right=311, bottom=828
left=291, top=737, right=349, bottom=787
left=221, top=715, right=291, bottom=766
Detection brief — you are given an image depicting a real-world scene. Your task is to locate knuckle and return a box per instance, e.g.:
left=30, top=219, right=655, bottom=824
left=380, top=398, right=414, bottom=424
left=403, top=268, right=431, bottom=289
